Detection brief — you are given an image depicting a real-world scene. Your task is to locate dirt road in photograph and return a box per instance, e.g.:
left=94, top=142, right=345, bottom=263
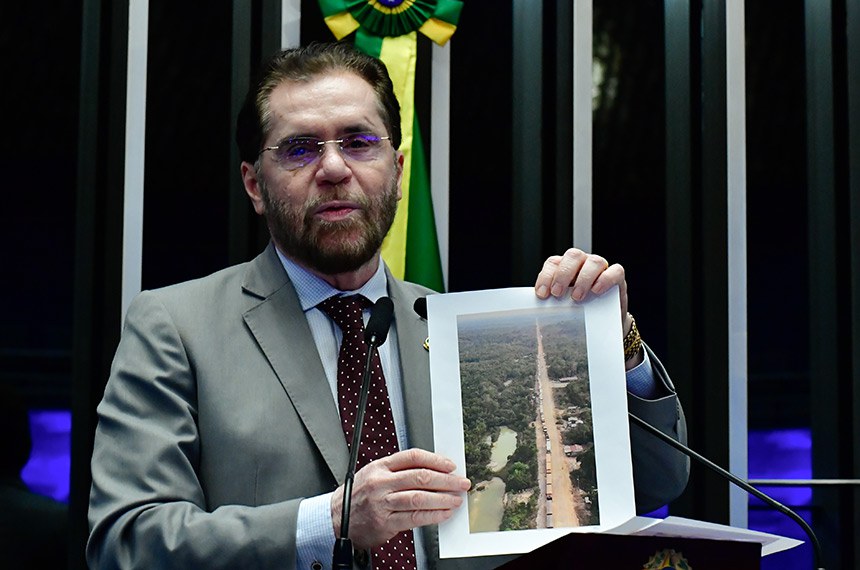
left=535, top=324, right=581, bottom=527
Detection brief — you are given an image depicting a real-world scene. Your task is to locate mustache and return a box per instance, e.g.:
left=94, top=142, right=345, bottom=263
left=302, top=189, right=370, bottom=218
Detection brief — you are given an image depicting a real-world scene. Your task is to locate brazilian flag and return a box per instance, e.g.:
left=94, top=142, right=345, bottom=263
left=318, top=0, right=463, bottom=292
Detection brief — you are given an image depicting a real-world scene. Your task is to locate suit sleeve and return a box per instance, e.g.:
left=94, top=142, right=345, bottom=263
left=87, top=292, right=302, bottom=570
left=627, top=343, right=690, bottom=514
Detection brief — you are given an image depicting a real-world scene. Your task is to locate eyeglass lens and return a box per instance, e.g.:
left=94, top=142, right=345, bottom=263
left=274, top=133, right=387, bottom=169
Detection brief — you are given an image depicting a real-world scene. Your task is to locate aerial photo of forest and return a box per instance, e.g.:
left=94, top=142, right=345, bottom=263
left=458, top=307, right=599, bottom=534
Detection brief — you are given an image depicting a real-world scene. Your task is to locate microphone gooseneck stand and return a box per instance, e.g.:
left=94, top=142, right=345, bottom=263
left=628, top=412, right=824, bottom=570
left=332, top=297, right=395, bottom=570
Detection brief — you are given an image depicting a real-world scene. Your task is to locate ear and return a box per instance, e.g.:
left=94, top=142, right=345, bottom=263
left=241, top=161, right=266, bottom=215
left=394, top=151, right=405, bottom=201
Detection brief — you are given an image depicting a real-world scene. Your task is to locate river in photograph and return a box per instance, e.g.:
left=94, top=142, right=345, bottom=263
left=469, top=426, right=519, bottom=532
left=468, top=476, right=506, bottom=532
left=488, top=426, right=517, bottom=471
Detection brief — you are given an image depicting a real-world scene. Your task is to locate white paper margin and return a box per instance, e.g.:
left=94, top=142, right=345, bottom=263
left=428, top=286, right=635, bottom=558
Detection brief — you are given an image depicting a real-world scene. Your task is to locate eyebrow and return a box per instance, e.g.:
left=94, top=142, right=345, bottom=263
left=275, top=124, right=377, bottom=145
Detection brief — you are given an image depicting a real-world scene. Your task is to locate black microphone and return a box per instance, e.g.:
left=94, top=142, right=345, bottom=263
left=333, top=297, right=395, bottom=570
left=366, top=297, right=394, bottom=345
left=413, top=297, right=428, bottom=320
left=628, top=412, right=824, bottom=570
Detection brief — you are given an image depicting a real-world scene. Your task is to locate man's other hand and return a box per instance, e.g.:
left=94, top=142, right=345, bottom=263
left=331, top=448, right=471, bottom=550
left=534, top=248, right=634, bottom=337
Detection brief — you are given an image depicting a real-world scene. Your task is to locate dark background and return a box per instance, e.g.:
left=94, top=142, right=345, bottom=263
left=1, top=1, right=857, bottom=568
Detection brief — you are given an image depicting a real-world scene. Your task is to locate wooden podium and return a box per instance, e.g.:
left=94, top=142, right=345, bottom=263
left=495, top=532, right=762, bottom=569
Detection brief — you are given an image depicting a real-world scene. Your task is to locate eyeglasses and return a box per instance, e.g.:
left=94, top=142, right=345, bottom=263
left=259, top=132, right=392, bottom=170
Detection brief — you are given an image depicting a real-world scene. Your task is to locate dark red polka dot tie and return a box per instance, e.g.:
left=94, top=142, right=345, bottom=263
left=318, top=295, right=417, bottom=570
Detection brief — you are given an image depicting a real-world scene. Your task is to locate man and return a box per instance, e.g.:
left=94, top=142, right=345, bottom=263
left=87, top=42, right=688, bottom=569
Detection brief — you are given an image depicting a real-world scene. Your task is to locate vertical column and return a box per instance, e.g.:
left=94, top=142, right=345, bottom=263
left=431, top=42, right=451, bottom=290
left=571, top=0, right=592, bottom=252
left=511, top=0, right=543, bottom=284
left=121, top=0, right=149, bottom=321
left=551, top=0, right=573, bottom=253
left=847, top=0, right=860, bottom=560
left=806, top=1, right=849, bottom=567
left=261, top=0, right=283, bottom=64
left=228, top=0, right=254, bottom=265
left=667, top=0, right=735, bottom=524
left=71, top=0, right=131, bottom=566
left=725, top=0, right=748, bottom=528
left=699, top=0, right=731, bottom=523
left=228, top=0, right=286, bottom=266
left=663, top=0, right=695, bottom=518
left=282, top=0, right=301, bottom=48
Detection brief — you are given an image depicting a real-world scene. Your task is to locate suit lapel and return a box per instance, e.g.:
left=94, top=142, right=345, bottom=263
left=241, top=245, right=349, bottom=483
left=238, top=251, right=435, bottom=487
left=386, top=274, right=435, bottom=454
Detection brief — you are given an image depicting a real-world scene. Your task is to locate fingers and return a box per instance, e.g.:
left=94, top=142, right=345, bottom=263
left=382, top=447, right=457, bottom=474
left=379, top=488, right=465, bottom=514
left=620, top=279, right=631, bottom=331
left=377, top=501, right=461, bottom=530
left=336, top=449, right=471, bottom=550
left=535, top=248, right=624, bottom=302
left=361, top=449, right=470, bottom=498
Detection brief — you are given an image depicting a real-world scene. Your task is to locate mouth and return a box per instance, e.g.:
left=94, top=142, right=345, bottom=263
left=312, top=200, right=362, bottom=222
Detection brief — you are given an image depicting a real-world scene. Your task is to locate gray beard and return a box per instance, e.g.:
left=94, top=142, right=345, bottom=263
left=260, top=178, right=399, bottom=276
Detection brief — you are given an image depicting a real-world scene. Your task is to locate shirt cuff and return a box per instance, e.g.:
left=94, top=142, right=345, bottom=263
left=625, top=349, right=661, bottom=399
left=296, top=493, right=336, bottom=570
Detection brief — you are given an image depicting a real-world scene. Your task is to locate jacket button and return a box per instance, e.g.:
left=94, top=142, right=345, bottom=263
left=311, top=562, right=322, bottom=570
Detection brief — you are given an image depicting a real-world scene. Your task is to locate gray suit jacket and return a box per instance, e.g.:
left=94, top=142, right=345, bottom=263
left=88, top=244, right=688, bottom=570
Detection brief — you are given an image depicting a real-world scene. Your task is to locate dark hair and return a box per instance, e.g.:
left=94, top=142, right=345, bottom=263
left=235, top=41, right=402, bottom=164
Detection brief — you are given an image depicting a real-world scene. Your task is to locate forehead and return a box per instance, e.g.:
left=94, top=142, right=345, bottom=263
left=265, top=71, right=385, bottom=141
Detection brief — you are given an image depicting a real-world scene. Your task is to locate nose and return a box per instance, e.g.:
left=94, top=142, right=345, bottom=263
left=315, top=141, right=351, bottom=185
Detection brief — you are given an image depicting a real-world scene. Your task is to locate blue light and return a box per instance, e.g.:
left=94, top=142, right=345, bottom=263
left=748, top=428, right=812, bottom=505
left=748, top=428, right=813, bottom=570
left=20, top=409, right=71, bottom=503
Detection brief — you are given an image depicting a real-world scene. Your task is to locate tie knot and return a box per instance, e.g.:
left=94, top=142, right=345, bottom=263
left=318, top=294, right=372, bottom=333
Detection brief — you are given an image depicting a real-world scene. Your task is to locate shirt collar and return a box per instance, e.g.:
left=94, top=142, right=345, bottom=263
left=275, top=247, right=388, bottom=312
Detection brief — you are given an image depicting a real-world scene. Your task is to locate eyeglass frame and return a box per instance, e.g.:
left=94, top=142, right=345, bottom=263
left=257, top=132, right=393, bottom=170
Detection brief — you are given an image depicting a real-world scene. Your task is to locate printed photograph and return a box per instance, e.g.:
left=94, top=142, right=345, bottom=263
left=457, top=306, right=599, bottom=534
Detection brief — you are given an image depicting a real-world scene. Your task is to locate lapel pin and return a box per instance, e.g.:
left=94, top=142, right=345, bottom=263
left=423, top=337, right=430, bottom=351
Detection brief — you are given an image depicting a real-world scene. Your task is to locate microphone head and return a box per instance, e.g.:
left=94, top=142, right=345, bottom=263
left=413, top=297, right=427, bottom=320
left=365, top=297, right=394, bottom=346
